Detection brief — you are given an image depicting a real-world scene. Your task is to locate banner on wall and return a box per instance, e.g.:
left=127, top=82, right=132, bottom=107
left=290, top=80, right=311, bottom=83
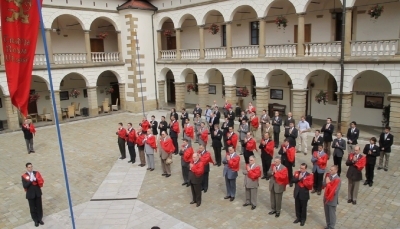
left=1, top=0, right=42, bottom=117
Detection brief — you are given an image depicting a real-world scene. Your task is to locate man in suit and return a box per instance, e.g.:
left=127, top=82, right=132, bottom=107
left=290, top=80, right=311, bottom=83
left=197, top=122, right=208, bottom=149
left=243, top=156, right=261, bottom=210
left=22, top=163, right=44, bottom=227
left=267, top=156, right=289, bottom=218
left=297, top=116, right=311, bottom=155
left=346, top=146, right=366, bottom=205
left=311, top=130, right=323, bottom=153
left=116, top=122, right=127, bottom=160
left=260, top=109, right=270, bottom=136
left=188, top=153, right=204, bottom=207
left=226, top=126, right=238, bottom=152
left=183, top=118, right=194, bottom=146
left=209, top=113, right=219, bottom=134
left=239, top=119, right=249, bottom=155
left=211, top=124, right=223, bottom=166
left=311, top=145, right=328, bottom=195
left=363, top=137, right=380, bottom=186
left=321, top=118, right=334, bottom=158
left=198, top=144, right=214, bottom=193
left=272, top=111, right=282, bottom=148
left=260, top=132, right=274, bottom=179
left=227, top=107, right=235, bottom=127
left=159, top=131, right=174, bottom=178
left=193, top=104, right=202, bottom=118
left=179, top=139, right=194, bottom=187
left=135, top=127, right=146, bottom=167
left=249, top=112, right=259, bottom=137
left=223, top=146, right=240, bottom=202
left=283, top=112, right=295, bottom=129
left=323, top=165, right=341, bottom=229
left=221, top=117, right=231, bottom=150
left=292, top=163, right=314, bottom=226
left=284, top=122, right=298, bottom=148
left=214, top=106, right=221, bottom=121
left=158, top=116, right=168, bottom=136
left=244, top=132, right=258, bottom=164
left=22, top=119, right=35, bottom=153
left=180, top=108, right=189, bottom=138
left=331, top=132, right=346, bottom=177
left=144, top=129, right=157, bottom=171
left=279, top=139, right=296, bottom=186
left=194, top=113, right=202, bottom=143
left=170, top=108, right=179, bottom=121
left=265, top=121, right=274, bottom=141
left=238, top=111, right=249, bottom=123
left=346, top=121, right=359, bottom=152
left=168, top=116, right=180, bottom=155
left=204, top=105, right=212, bottom=127
left=378, top=126, right=394, bottom=171
left=150, top=115, right=158, bottom=136
left=126, top=123, right=137, bottom=164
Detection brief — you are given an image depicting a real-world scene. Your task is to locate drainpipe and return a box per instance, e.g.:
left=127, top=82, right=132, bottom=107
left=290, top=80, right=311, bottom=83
left=337, top=0, right=346, bottom=132
left=151, top=10, right=159, bottom=109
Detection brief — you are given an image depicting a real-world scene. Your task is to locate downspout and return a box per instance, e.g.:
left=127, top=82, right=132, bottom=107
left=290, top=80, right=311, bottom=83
left=337, top=0, right=346, bottom=132
left=151, top=10, right=159, bottom=109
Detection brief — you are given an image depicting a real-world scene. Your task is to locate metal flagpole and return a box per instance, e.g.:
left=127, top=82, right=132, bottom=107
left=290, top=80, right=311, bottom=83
left=35, top=1, right=76, bottom=228
left=135, top=31, right=146, bottom=117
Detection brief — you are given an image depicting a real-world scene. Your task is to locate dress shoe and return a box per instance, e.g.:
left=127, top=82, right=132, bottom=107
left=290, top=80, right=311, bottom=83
left=243, top=203, right=250, bottom=207
left=203, top=189, right=207, bottom=193
left=377, top=167, right=382, bottom=170
left=293, top=219, right=300, bottom=224
left=230, top=197, right=235, bottom=201
left=261, top=176, right=266, bottom=179
left=363, top=181, right=369, bottom=185
left=317, top=191, right=321, bottom=195
left=384, top=169, right=388, bottom=171
left=290, top=183, right=293, bottom=187
left=251, top=205, right=256, bottom=210
left=303, top=153, right=307, bottom=155
left=150, top=169, right=155, bottom=171
left=140, top=164, right=145, bottom=167
left=118, top=157, right=124, bottom=160
left=190, top=201, right=196, bottom=204
left=128, top=160, right=132, bottom=163
left=182, top=182, right=188, bottom=186
left=218, top=164, right=221, bottom=167
left=162, top=173, right=167, bottom=176
left=186, top=183, right=190, bottom=187
left=35, top=222, right=39, bottom=227
left=268, top=211, right=276, bottom=215
left=224, top=196, right=231, bottom=199
left=300, top=221, right=305, bottom=226
left=132, top=161, right=135, bottom=164
left=28, top=151, right=31, bottom=154
left=369, top=182, right=373, bottom=187
left=165, top=174, right=171, bottom=177
left=39, top=221, right=44, bottom=225
left=275, top=212, right=280, bottom=217
left=311, top=190, right=316, bottom=193
left=196, top=203, right=201, bottom=207
left=147, top=168, right=151, bottom=170
left=352, top=200, right=357, bottom=205
left=31, top=151, right=35, bottom=153
left=347, top=199, right=353, bottom=203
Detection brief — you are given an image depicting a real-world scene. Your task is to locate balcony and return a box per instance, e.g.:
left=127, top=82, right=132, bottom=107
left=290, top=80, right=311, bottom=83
left=232, top=46, right=259, bottom=58
left=351, top=39, right=399, bottom=56
left=33, top=52, right=121, bottom=66
left=205, top=48, right=226, bottom=59
left=265, top=44, right=297, bottom=57
left=305, top=42, right=341, bottom=57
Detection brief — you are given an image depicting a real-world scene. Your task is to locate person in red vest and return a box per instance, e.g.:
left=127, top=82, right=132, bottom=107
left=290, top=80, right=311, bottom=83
left=243, top=156, right=261, bottom=210
left=267, top=156, right=289, bottom=218
left=246, top=102, right=256, bottom=114
left=292, top=163, right=314, bottom=226
left=345, top=146, right=366, bottom=205
left=260, top=132, right=275, bottom=179
left=279, top=138, right=296, bottom=186
left=144, top=129, right=157, bottom=171
left=323, top=165, right=341, bottom=229
left=189, top=153, right=205, bottom=207
left=140, top=116, right=150, bottom=132
left=311, top=144, right=328, bottom=195
left=223, top=100, right=232, bottom=117
left=116, top=122, right=127, bottom=160
left=22, top=119, right=36, bottom=154
left=159, top=131, right=175, bottom=177
left=22, top=162, right=44, bottom=227
left=169, top=116, right=180, bottom=155
left=244, top=132, right=258, bottom=164
left=198, top=144, right=214, bottom=193
left=226, top=126, right=238, bottom=152
left=198, top=122, right=209, bottom=149
left=249, top=112, right=259, bottom=137
left=126, top=123, right=137, bottom=164
left=223, top=146, right=240, bottom=201
left=179, top=139, right=194, bottom=187
left=184, top=118, right=194, bottom=146
left=135, top=127, right=146, bottom=167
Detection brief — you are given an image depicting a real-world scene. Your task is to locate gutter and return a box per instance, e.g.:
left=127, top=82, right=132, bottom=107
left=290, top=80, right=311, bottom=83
left=151, top=10, right=159, bottom=109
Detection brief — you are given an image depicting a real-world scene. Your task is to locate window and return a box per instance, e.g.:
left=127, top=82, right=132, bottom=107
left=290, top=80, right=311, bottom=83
left=328, top=77, right=338, bottom=104
left=221, top=25, right=226, bottom=47
left=250, top=21, right=259, bottom=45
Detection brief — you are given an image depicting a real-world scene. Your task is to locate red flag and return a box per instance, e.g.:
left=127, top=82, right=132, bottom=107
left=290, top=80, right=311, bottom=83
left=1, top=0, right=42, bottom=117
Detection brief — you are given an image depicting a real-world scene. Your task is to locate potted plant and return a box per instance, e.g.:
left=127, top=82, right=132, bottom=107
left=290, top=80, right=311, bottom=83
left=96, top=32, right=108, bottom=39
left=187, top=83, right=195, bottom=93
left=29, top=93, right=40, bottom=103
left=368, top=4, right=384, bottom=19
left=105, top=87, right=114, bottom=95
left=70, top=89, right=80, bottom=98
left=275, top=15, right=288, bottom=29
left=315, top=90, right=328, bottom=105
left=164, top=29, right=173, bottom=38
left=208, top=23, right=220, bottom=35
left=238, top=87, right=249, bottom=97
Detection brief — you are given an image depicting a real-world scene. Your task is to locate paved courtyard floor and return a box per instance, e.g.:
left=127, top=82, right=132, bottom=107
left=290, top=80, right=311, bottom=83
left=1, top=110, right=400, bottom=229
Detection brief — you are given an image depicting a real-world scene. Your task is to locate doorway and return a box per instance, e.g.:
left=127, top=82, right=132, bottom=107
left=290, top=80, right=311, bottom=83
left=110, top=82, right=120, bottom=106
left=294, top=24, right=312, bottom=43
left=90, top=39, right=104, bottom=52
left=28, top=90, right=38, bottom=114
left=167, top=37, right=176, bottom=50
left=335, top=13, right=343, bottom=41
left=168, top=78, right=175, bottom=102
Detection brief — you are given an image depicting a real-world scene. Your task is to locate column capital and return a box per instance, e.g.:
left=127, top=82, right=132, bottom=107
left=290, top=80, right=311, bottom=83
left=45, top=28, right=53, bottom=32
left=198, top=24, right=206, bottom=28
left=255, top=86, right=269, bottom=90
left=197, top=83, right=209, bottom=86
left=291, top=89, right=308, bottom=92
left=257, top=17, right=266, bottom=21
left=387, top=94, right=400, bottom=100
left=49, top=90, right=61, bottom=93
left=86, top=86, right=97, bottom=89
left=2, top=95, right=10, bottom=98
left=345, top=7, right=353, bottom=11
left=84, top=30, right=91, bottom=33
left=118, top=83, right=126, bottom=86
left=174, top=28, right=182, bottom=32
left=174, top=82, right=185, bottom=85
left=157, top=29, right=163, bottom=33
left=157, top=80, right=166, bottom=83
left=223, top=21, right=232, bottom=25
left=297, top=13, right=306, bottom=17
left=335, top=92, right=353, bottom=95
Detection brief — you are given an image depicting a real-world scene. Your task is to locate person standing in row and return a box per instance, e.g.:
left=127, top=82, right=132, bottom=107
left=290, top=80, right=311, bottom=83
left=311, top=145, right=328, bottom=195
left=311, top=130, right=323, bottom=153
left=181, top=109, right=189, bottom=139
left=260, top=109, right=270, bottom=136
left=265, top=122, right=274, bottom=141
left=116, top=122, right=127, bottom=160
left=363, top=137, right=380, bottom=186
left=238, top=111, right=248, bottom=123
left=214, top=106, right=221, bottom=121
left=158, top=116, right=168, bottom=135
left=189, top=153, right=204, bottom=207
left=194, top=113, right=202, bottom=143
left=249, top=112, right=259, bottom=137
left=267, top=156, right=288, bottom=218
left=272, top=111, right=282, bottom=148
left=260, top=132, right=274, bottom=179
left=244, top=132, right=257, bottom=164
left=227, top=107, right=235, bottom=127
left=150, top=115, right=158, bottom=136
left=223, top=146, right=240, bottom=202
left=221, top=117, right=231, bottom=150
left=170, top=108, right=179, bottom=121
left=378, top=126, right=393, bottom=171
left=297, top=116, right=310, bottom=155
left=22, top=163, right=44, bottom=227
left=284, top=122, right=298, bottom=148
left=204, top=105, right=212, bottom=127
left=180, top=139, right=194, bottom=187
left=22, top=119, right=36, bottom=154
left=159, top=131, right=174, bottom=178
left=198, top=144, right=214, bottom=193
left=283, top=112, right=295, bottom=130
left=198, top=122, right=209, bottom=149
left=292, top=163, right=314, bottom=227
left=243, top=156, right=261, bottom=210
left=346, top=146, right=366, bottom=205
left=140, top=116, right=150, bottom=132
left=239, top=119, right=249, bottom=155
left=169, top=116, right=180, bottom=155
left=144, top=129, right=157, bottom=171
left=346, top=121, right=359, bottom=152
left=279, top=139, right=295, bottom=186
left=193, top=104, right=202, bottom=118
left=136, top=127, right=146, bottom=167
left=331, top=132, right=346, bottom=177
left=126, top=123, right=136, bottom=164
left=184, top=118, right=194, bottom=146
left=321, top=118, right=334, bottom=159
left=211, top=124, right=223, bottom=166
left=226, top=126, right=238, bottom=152
left=246, top=102, right=256, bottom=114
left=323, top=165, right=341, bottom=229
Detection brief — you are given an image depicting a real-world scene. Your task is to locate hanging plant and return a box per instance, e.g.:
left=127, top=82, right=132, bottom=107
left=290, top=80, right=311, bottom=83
left=275, top=15, right=288, bottom=29
left=29, top=93, right=40, bottom=103
left=208, top=23, right=220, bottom=35
left=238, top=87, right=249, bottom=97
left=315, top=90, right=328, bottom=105
left=187, top=83, right=195, bottom=93
left=70, top=89, right=80, bottom=98
left=96, top=32, right=108, bottom=39
left=164, top=29, right=173, bottom=37
left=367, top=5, right=384, bottom=19
left=105, top=87, right=114, bottom=95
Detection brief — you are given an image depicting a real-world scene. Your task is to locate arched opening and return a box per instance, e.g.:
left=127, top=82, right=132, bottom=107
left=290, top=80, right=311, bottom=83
left=234, top=69, right=256, bottom=110
left=160, top=18, right=176, bottom=51
left=179, top=14, right=199, bottom=53
left=266, top=69, right=292, bottom=117
left=59, top=73, right=88, bottom=118
left=182, top=69, right=198, bottom=106
left=351, top=70, right=391, bottom=127
left=28, top=76, right=51, bottom=123
left=205, top=68, right=225, bottom=106
left=230, top=5, right=258, bottom=55
left=203, top=10, right=225, bottom=58
left=165, top=70, right=176, bottom=104
left=96, top=71, right=121, bottom=113
left=89, top=17, right=120, bottom=62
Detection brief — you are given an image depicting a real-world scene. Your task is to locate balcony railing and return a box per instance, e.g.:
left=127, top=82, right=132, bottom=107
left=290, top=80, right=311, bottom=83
left=54, top=53, right=87, bottom=64
left=34, top=54, right=47, bottom=66
left=180, top=49, right=200, bottom=59
left=204, top=47, right=226, bottom=59
left=265, top=44, right=297, bottom=57
left=91, top=52, right=120, bottom=62
left=351, top=39, right=399, bottom=56
left=160, top=50, right=176, bottom=59
left=305, top=42, right=341, bottom=57
left=232, top=46, right=259, bottom=58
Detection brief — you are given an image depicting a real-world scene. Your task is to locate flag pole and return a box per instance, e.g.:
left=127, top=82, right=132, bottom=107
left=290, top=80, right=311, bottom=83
left=35, top=1, right=76, bottom=228
left=135, top=31, right=146, bottom=117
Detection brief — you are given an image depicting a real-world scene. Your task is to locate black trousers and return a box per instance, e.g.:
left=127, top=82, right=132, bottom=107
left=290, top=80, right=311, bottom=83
left=128, top=145, right=136, bottom=162
left=191, top=182, right=203, bottom=203
left=283, top=161, right=294, bottom=184
left=172, top=137, right=178, bottom=154
left=261, top=153, right=272, bottom=176
left=333, top=155, right=342, bottom=177
left=244, top=150, right=254, bottom=164
left=28, top=197, right=43, bottom=223
left=274, top=132, right=280, bottom=147
left=365, top=163, right=375, bottom=183
left=313, top=172, right=324, bottom=191
left=222, top=135, right=228, bottom=149
left=295, top=196, right=308, bottom=221
left=182, top=166, right=189, bottom=183
left=202, top=172, right=209, bottom=191
left=213, top=146, right=222, bottom=165
left=118, top=138, right=126, bottom=158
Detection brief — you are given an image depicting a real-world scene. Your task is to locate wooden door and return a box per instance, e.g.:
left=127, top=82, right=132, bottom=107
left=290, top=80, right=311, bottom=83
left=90, top=39, right=104, bottom=52
left=110, top=82, right=120, bottom=106
left=294, top=24, right=312, bottom=43
left=28, top=90, right=38, bottom=114
left=167, top=37, right=176, bottom=50
left=168, top=79, right=175, bottom=102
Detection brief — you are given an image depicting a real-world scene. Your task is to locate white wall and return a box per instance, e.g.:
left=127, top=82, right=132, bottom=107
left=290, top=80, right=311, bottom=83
left=0, top=95, right=6, bottom=120
left=44, top=0, right=124, bottom=11
left=181, top=20, right=200, bottom=49
left=208, top=71, right=225, bottom=106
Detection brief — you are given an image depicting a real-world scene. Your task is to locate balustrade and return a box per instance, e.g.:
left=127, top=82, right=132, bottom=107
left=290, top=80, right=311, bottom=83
left=91, top=52, right=120, bottom=62
left=265, top=44, right=297, bottom=57
left=160, top=50, right=177, bottom=59
left=304, top=42, right=341, bottom=57
left=204, top=48, right=226, bottom=59
left=231, top=46, right=259, bottom=58
left=180, top=49, right=200, bottom=59
left=351, top=39, right=399, bottom=56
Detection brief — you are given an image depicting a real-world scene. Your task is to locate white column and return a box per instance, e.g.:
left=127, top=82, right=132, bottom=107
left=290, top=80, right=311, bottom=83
left=175, top=28, right=181, bottom=59
left=225, top=21, right=232, bottom=58
left=84, top=30, right=92, bottom=63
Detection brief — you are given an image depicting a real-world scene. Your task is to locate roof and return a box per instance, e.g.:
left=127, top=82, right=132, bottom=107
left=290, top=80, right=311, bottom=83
left=117, top=0, right=157, bottom=11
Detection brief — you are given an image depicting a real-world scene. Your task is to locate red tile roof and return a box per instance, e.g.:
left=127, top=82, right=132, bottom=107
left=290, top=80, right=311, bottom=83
left=117, top=0, right=157, bottom=11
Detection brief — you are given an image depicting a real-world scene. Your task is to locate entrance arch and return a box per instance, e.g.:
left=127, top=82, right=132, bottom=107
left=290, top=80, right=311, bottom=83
left=233, top=68, right=256, bottom=110
left=266, top=69, right=293, bottom=117
left=96, top=71, right=121, bottom=111
left=28, top=75, right=51, bottom=122
left=59, top=73, right=88, bottom=117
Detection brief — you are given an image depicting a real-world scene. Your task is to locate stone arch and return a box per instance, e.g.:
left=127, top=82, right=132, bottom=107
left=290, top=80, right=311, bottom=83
left=265, top=69, right=292, bottom=86
left=232, top=68, right=256, bottom=85
left=228, top=4, right=261, bottom=22
left=158, top=16, right=176, bottom=30
left=59, top=72, right=89, bottom=91
left=159, top=67, right=176, bottom=81
left=204, top=68, right=226, bottom=82
left=201, top=9, right=225, bottom=25
left=32, top=75, right=50, bottom=89
left=303, top=69, right=338, bottom=89
left=47, top=12, right=86, bottom=30
left=302, top=0, right=343, bottom=13
left=88, top=15, right=119, bottom=31
left=177, top=13, right=199, bottom=28
left=179, top=68, right=197, bottom=82
left=96, top=70, right=122, bottom=84
left=349, top=70, right=392, bottom=93
left=264, top=0, right=298, bottom=17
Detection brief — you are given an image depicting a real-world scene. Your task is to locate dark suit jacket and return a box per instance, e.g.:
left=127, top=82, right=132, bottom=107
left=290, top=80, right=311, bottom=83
left=238, top=115, right=248, bottom=123
left=363, top=144, right=380, bottom=165
left=321, top=124, right=334, bottom=142
left=158, top=121, right=168, bottom=134
left=332, top=138, right=346, bottom=157
left=345, top=155, right=364, bottom=181
left=221, top=121, right=232, bottom=136
left=283, top=117, right=295, bottom=128
left=272, top=116, right=282, bottom=133
left=379, top=132, right=393, bottom=153
left=211, top=129, right=223, bottom=148
left=311, top=136, right=324, bottom=152
left=222, top=153, right=239, bottom=179
left=180, top=112, right=189, bottom=124
left=168, top=121, right=179, bottom=138
left=292, top=171, right=311, bottom=200
left=227, top=111, right=235, bottom=126
left=22, top=126, right=33, bottom=139
left=214, top=111, right=221, bottom=121
left=346, top=128, right=359, bottom=145
left=22, top=171, right=42, bottom=199
left=170, top=112, right=178, bottom=121
left=284, top=127, right=298, bottom=147
left=188, top=161, right=203, bottom=184
left=150, top=120, right=158, bottom=135
left=193, top=108, right=202, bottom=118
left=278, top=147, right=294, bottom=165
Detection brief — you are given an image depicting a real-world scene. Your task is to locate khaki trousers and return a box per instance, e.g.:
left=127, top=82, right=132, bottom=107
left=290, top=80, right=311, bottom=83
left=378, top=152, right=390, bottom=169
left=348, top=179, right=360, bottom=201
left=161, top=156, right=172, bottom=175
left=245, top=188, right=258, bottom=206
left=138, top=146, right=146, bottom=165
left=297, top=132, right=308, bottom=153
left=323, top=141, right=332, bottom=158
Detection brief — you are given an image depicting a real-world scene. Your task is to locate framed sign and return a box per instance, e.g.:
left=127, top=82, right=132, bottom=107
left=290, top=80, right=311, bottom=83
left=60, top=91, right=69, bottom=101
left=208, top=85, right=216, bottom=94
left=364, top=96, right=383, bottom=109
left=270, top=89, right=283, bottom=100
